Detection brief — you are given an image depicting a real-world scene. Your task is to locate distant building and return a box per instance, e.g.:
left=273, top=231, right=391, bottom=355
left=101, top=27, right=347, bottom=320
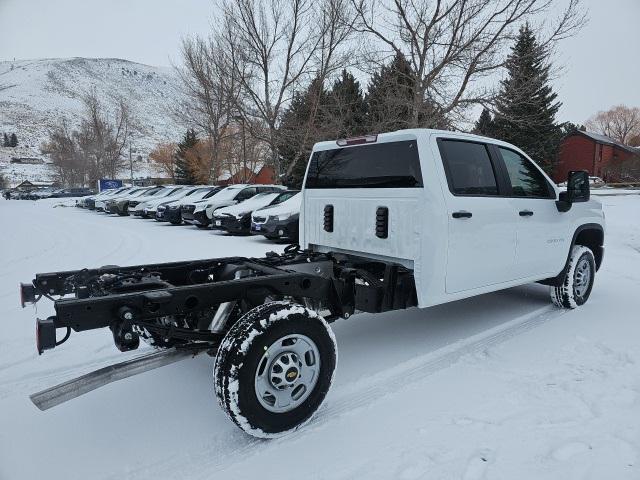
left=554, top=131, right=640, bottom=182
left=218, top=165, right=277, bottom=186
left=10, top=157, right=45, bottom=165
left=14, top=180, right=58, bottom=190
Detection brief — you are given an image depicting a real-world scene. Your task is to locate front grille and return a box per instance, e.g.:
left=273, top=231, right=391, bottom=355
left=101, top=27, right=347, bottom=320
left=252, top=215, right=267, bottom=223
left=181, top=205, right=195, bottom=214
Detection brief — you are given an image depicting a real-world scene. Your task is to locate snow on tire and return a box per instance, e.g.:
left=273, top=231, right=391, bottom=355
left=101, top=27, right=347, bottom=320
left=214, top=301, right=337, bottom=438
left=551, top=245, right=596, bottom=309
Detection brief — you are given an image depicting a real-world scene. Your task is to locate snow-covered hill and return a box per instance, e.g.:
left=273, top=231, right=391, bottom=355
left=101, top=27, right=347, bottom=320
left=0, top=58, right=184, bottom=185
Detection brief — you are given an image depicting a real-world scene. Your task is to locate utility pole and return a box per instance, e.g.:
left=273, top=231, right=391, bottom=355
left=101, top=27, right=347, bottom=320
left=234, top=115, right=248, bottom=183
left=128, top=138, right=134, bottom=186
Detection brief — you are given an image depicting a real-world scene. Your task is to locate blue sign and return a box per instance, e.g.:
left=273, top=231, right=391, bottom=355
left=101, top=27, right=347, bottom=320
left=98, top=179, right=123, bottom=191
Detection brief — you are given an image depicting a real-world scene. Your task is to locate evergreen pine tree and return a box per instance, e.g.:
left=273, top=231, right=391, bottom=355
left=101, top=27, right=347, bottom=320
left=174, top=129, right=198, bottom=184
left=492, top=24, right=562, bottom=173
left=365, top=53, right=448, bottom=131
left=9, top=133, right=18, bottom=147
left=2, top=133, right=8, bottom=147
left=324, top=69, right=367, bottom=137
left=473, top=108, right=495, bottom=136
left=365, top=53, right=416, bottom=132
left=278, top=78, right=329, bottom=187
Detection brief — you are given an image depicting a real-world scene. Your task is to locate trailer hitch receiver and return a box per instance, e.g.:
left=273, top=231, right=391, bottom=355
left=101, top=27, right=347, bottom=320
left=36, top=317, right=57, bottom=355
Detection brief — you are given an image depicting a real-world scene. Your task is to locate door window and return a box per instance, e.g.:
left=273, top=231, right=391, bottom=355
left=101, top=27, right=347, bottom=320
left=498, top=148, right=553, bottom=198
left=438, top=140, right=499, bottom=196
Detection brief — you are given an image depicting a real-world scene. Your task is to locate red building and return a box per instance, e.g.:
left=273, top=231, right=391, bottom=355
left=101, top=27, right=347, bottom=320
left=554, top=131, right=640, bottom=182
left=218, top=164, right=277, bottom=186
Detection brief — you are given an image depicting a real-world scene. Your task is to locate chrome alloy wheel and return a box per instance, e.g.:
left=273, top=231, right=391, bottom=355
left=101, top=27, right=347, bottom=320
left=254, top=334, right=321, bottom=413
left=573, top=256, right=592, bottom=299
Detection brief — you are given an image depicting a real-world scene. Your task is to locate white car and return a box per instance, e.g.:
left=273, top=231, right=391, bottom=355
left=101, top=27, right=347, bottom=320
left=136, top=186, right=208, bottom=218
left=183, top=184, right=285, bottom=228
left=128, top=186, right=185, bottom=218
left=251, top=192, right=301, bottom=240
left=155, top=186, right=220, bottom=224
left=93, top=187, right=136, bottom=211
left=211, top=191, right=297, bottom=234
left=103, top=187, right=159, bottom=215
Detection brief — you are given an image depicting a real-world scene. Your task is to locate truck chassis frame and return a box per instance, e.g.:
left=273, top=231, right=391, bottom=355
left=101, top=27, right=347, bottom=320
left=22, top=247, right=417, bottom=356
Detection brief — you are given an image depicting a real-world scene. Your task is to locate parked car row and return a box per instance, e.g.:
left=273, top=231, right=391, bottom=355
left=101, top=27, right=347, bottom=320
left=76, top=183, right=302, bottom=242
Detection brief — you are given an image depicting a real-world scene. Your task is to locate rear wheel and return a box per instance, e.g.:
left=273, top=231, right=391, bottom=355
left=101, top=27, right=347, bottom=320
left=214, top=301, right=336, bottom=438
left=551, top=245, right=595, bottom=309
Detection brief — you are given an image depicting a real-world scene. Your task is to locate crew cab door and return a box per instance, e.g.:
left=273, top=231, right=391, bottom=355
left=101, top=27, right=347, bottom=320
left=494, top=147, right=568, bottom=278
left=436, top=138, right=517, bottom=293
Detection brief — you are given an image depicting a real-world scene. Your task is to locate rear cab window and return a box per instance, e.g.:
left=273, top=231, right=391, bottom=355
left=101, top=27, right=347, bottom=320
left=305, top=140, right=423, bottom=189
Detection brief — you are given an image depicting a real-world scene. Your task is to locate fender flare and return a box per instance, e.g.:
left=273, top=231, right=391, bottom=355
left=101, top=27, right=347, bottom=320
left=539, top=223, right=604, bottom=287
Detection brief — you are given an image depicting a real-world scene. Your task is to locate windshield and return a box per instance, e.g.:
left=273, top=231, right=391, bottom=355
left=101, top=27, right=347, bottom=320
left=241, top=192, right=278, bottom=208
left=210, top=186, right=244, bottom=201
left=273, top=191, right=299, bottom=205
left=154, top=187, right=182, bottom=198
left=202, top=187, right=222, bottom=199
left=183, top=187, right=208, bottom=197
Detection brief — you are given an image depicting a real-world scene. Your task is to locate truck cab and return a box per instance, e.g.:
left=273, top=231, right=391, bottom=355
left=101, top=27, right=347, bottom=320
left=301, top=129, right=604, bottom=308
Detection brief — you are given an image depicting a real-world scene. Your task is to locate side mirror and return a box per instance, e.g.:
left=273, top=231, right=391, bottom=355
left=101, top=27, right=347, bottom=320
left=556, top=170, right=590, bottom=212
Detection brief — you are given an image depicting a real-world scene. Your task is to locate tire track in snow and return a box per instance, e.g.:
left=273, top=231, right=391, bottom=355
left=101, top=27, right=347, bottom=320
left=116, top=304, right=566, bottom=479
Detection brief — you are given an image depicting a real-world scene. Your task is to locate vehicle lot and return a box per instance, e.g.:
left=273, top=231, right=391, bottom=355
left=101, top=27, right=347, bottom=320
left=1, top=195, right=640, bottom=479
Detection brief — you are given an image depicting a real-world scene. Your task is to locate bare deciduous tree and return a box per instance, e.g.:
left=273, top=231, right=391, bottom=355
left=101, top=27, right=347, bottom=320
left=176, top=35, right=240, bottom=182
left=149, top=142, right=178, bottom=180
left=220, top=0, right=355, bottom=179
left=351, top=0, right=585, bottom=124
left=586, top=105, right=640, bottom=146
left=76, top=89, right=133, bottom=181
left=43, top=89, right=135, bottom=186
left=42, top=120, right=86, bottom=187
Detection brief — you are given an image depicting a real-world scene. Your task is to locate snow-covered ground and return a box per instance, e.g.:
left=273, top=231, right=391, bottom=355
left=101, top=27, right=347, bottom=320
left=0, top=196, right=639, bottom=479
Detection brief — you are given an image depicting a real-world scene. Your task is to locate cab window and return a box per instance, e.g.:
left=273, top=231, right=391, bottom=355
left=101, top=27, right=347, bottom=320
left=305, top=140, right=423, bottom=189
left=498, top=148, right=553, bottom=198
left=438, top=140, right=499, bottom=196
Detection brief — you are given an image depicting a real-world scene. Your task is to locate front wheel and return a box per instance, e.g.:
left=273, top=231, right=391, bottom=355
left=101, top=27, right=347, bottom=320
left=551, top=245, right=596, bottom=309
left=214, top=301, right=337, bottom=438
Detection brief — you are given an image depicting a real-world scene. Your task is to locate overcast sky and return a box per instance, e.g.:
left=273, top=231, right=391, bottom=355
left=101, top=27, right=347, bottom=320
left=0, top=0, right=638, bottom=124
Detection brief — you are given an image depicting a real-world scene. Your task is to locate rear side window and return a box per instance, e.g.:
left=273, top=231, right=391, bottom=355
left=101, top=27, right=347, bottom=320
left=438, top=140, right=498, bottom=196
left=498, top=148, right=553, bottom=198
left=305, top=140, right=423, bottom=188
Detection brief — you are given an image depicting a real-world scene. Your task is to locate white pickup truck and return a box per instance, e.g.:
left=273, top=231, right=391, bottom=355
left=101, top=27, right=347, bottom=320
left=21, top=129, right=604, bottom=439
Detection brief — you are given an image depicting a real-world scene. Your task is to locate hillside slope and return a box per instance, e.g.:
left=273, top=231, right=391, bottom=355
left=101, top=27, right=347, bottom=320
left=0, top=57, right=184, bottom=185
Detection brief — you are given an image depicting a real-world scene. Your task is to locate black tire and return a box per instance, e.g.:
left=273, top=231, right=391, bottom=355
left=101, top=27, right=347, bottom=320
left=196, top=224, right=209, bottom=229
left=551, top=245, right=596, bottom=309
left=214, top=301, right=337, bottom=438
